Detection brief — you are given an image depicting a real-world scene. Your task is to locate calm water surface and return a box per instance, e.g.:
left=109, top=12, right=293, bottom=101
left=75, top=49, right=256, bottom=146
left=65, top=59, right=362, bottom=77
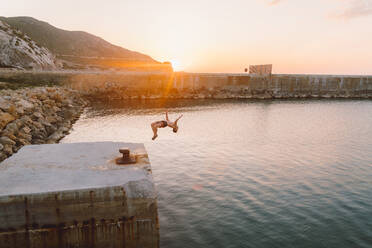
left=62, top=99, right=372, bottom=248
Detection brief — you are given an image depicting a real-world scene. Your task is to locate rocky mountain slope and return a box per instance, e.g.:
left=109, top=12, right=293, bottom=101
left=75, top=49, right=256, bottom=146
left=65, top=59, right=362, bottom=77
left=0, top=20, right=58, bottom=70
left=0, top=17, right=158, bottom=67
left=0, top=16, right=171, bottom=71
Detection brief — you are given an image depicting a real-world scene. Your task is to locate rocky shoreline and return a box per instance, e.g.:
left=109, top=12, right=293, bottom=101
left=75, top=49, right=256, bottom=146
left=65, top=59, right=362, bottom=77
left=0, top=87, right=87, bottom=162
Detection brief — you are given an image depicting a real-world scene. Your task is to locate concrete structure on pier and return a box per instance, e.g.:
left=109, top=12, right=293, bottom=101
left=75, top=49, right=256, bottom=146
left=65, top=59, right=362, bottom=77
left=0, top=142, right=159, bottom=248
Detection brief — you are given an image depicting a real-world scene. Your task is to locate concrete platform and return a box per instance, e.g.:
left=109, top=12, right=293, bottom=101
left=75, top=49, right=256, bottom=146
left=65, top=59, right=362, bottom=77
left=0, top=142, right=159, bottom=248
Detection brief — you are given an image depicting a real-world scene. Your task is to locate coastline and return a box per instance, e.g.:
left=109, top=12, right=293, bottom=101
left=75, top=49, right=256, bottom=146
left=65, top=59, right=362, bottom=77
left=0, top=86, right=87, bottom=162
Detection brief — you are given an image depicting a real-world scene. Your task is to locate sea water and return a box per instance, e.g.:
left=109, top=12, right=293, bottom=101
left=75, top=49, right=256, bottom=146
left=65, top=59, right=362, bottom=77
left=62, top=99, right=372, bottom=248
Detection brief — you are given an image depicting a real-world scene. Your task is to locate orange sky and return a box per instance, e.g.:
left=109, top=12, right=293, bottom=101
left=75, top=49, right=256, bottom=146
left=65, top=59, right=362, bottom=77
left=3, top=0, right=372, bottom=74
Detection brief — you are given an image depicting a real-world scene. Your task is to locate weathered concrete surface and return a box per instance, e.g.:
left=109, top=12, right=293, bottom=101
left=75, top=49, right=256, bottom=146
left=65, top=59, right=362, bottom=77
left=0, top=142, right=159, bottom=248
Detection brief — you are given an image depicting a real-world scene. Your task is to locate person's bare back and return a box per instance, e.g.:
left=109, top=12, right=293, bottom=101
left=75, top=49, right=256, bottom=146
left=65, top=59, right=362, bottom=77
left=151, top=111, right=183, bottom=140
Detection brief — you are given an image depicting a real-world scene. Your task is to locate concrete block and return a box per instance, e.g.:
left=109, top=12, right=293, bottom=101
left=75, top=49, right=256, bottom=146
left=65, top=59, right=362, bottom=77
left=0, top=142, right=159, bottom=248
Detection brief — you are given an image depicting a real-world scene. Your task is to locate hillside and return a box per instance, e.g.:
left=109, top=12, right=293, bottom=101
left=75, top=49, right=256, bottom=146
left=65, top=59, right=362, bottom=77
left=0, top=16, right=171, bottom=71
left=0, top=20, right=58, bottom=70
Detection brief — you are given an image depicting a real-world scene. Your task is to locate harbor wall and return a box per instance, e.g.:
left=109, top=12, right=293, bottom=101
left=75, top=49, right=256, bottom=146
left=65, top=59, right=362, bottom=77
left=1, top=69, right=371, bottom=99
left=68, top=72, right=372, bottom=99
left=173, top=73, right=372, bottom=95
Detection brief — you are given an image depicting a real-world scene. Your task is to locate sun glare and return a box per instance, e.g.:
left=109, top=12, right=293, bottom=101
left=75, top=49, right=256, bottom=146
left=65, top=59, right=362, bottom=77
left=170, top=59, right=182, bottom=71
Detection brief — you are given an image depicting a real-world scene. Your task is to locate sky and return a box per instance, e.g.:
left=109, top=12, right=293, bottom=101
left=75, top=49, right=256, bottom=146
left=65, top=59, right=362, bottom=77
left=2, top=0, right=372, bottom=74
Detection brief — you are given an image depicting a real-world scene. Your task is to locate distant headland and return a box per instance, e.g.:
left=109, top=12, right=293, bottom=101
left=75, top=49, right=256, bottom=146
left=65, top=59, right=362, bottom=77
left=0, top=16, right=172, bottom=72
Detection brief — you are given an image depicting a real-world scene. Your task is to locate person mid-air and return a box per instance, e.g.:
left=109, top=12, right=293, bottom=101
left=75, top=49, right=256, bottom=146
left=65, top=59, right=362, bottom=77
left=151, top=111, right=183, bottom=140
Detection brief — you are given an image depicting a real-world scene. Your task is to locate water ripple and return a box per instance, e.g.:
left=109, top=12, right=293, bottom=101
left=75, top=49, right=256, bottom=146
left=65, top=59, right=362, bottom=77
left=62, top=99, right=372, bottom=248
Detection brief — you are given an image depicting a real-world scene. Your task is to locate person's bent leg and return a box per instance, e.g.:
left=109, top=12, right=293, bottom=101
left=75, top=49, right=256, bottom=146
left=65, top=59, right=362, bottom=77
left=151, top=123, right=158, bottom=140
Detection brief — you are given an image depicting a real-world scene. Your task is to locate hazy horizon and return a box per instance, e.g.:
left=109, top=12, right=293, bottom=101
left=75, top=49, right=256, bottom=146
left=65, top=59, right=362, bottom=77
left=3, top=0, right=372, bottom=74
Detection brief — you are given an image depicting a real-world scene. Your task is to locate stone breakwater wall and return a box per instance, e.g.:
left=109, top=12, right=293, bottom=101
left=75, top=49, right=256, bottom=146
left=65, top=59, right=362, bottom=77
left=1, top=70, right=371, bottom=100
left=0, top=87, right=86, bottom=162
left=67, top=72, right=372, bottom=100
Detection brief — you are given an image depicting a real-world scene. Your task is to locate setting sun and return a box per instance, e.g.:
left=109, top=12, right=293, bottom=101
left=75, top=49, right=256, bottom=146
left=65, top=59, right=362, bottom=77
left=169, top=59, right=182, bottom=71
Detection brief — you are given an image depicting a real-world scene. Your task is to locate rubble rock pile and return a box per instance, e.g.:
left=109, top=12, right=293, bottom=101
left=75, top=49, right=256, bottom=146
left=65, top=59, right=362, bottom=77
left=0, top=87, right=86, bottom=162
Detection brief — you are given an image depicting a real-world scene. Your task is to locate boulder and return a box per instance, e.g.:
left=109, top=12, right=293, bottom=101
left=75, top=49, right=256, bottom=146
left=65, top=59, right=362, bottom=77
left=0, top=136, right=16, bottom=146
left=4, top=134, right=17, bottom=142
left=53, top=106, right=61, bottom=112
left=32, top=112, right=44, bottom=120
left=37, top=94, right=47, bottom=101
left=46, top=129, right=64, bottom=144
left=32, top=129, right=47, bottom=140
left=13, top=119, right=24, bottom=129
left=31, top=139, right=44, bottom=144
left=21, top=126, right=31, bottom=134
left=45, top=115, right=57, bottom=124
left=0, top=152, right=7, bottom=162
left=0, top=98, right=13, bottom=112
left=16, top=99, right=34, bottom=112
left=31, top=121, right=44, bottom=130
left=16, top=107, right=24, bottom=115
left=51, top=93, right=63, bottom=103
left=2, top=144, right=13, bottom=156
left=45, top=125, right=57, bottom=135
left=55, top=116, right=63, bottom=123
left=62, top=108, right=75, bottom=119
left=42, top=105, right=55, bottom=116
left=16, top=139, right=30, bottom=146
left=19, top=115, right=33, bottom=126
left=43, top=99, right=56, bottom=106
left=17, top=131, right=32, bottom=142
left=0, top=111, right=15, bottom=130
left=3, top=122, right=18, bottom=135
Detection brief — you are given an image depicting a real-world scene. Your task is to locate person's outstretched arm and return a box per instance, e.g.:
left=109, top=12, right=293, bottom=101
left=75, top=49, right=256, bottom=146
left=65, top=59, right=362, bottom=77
left=165, top=111, right=169, bottom=121
left=175, top=114, right=183, bottom=123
